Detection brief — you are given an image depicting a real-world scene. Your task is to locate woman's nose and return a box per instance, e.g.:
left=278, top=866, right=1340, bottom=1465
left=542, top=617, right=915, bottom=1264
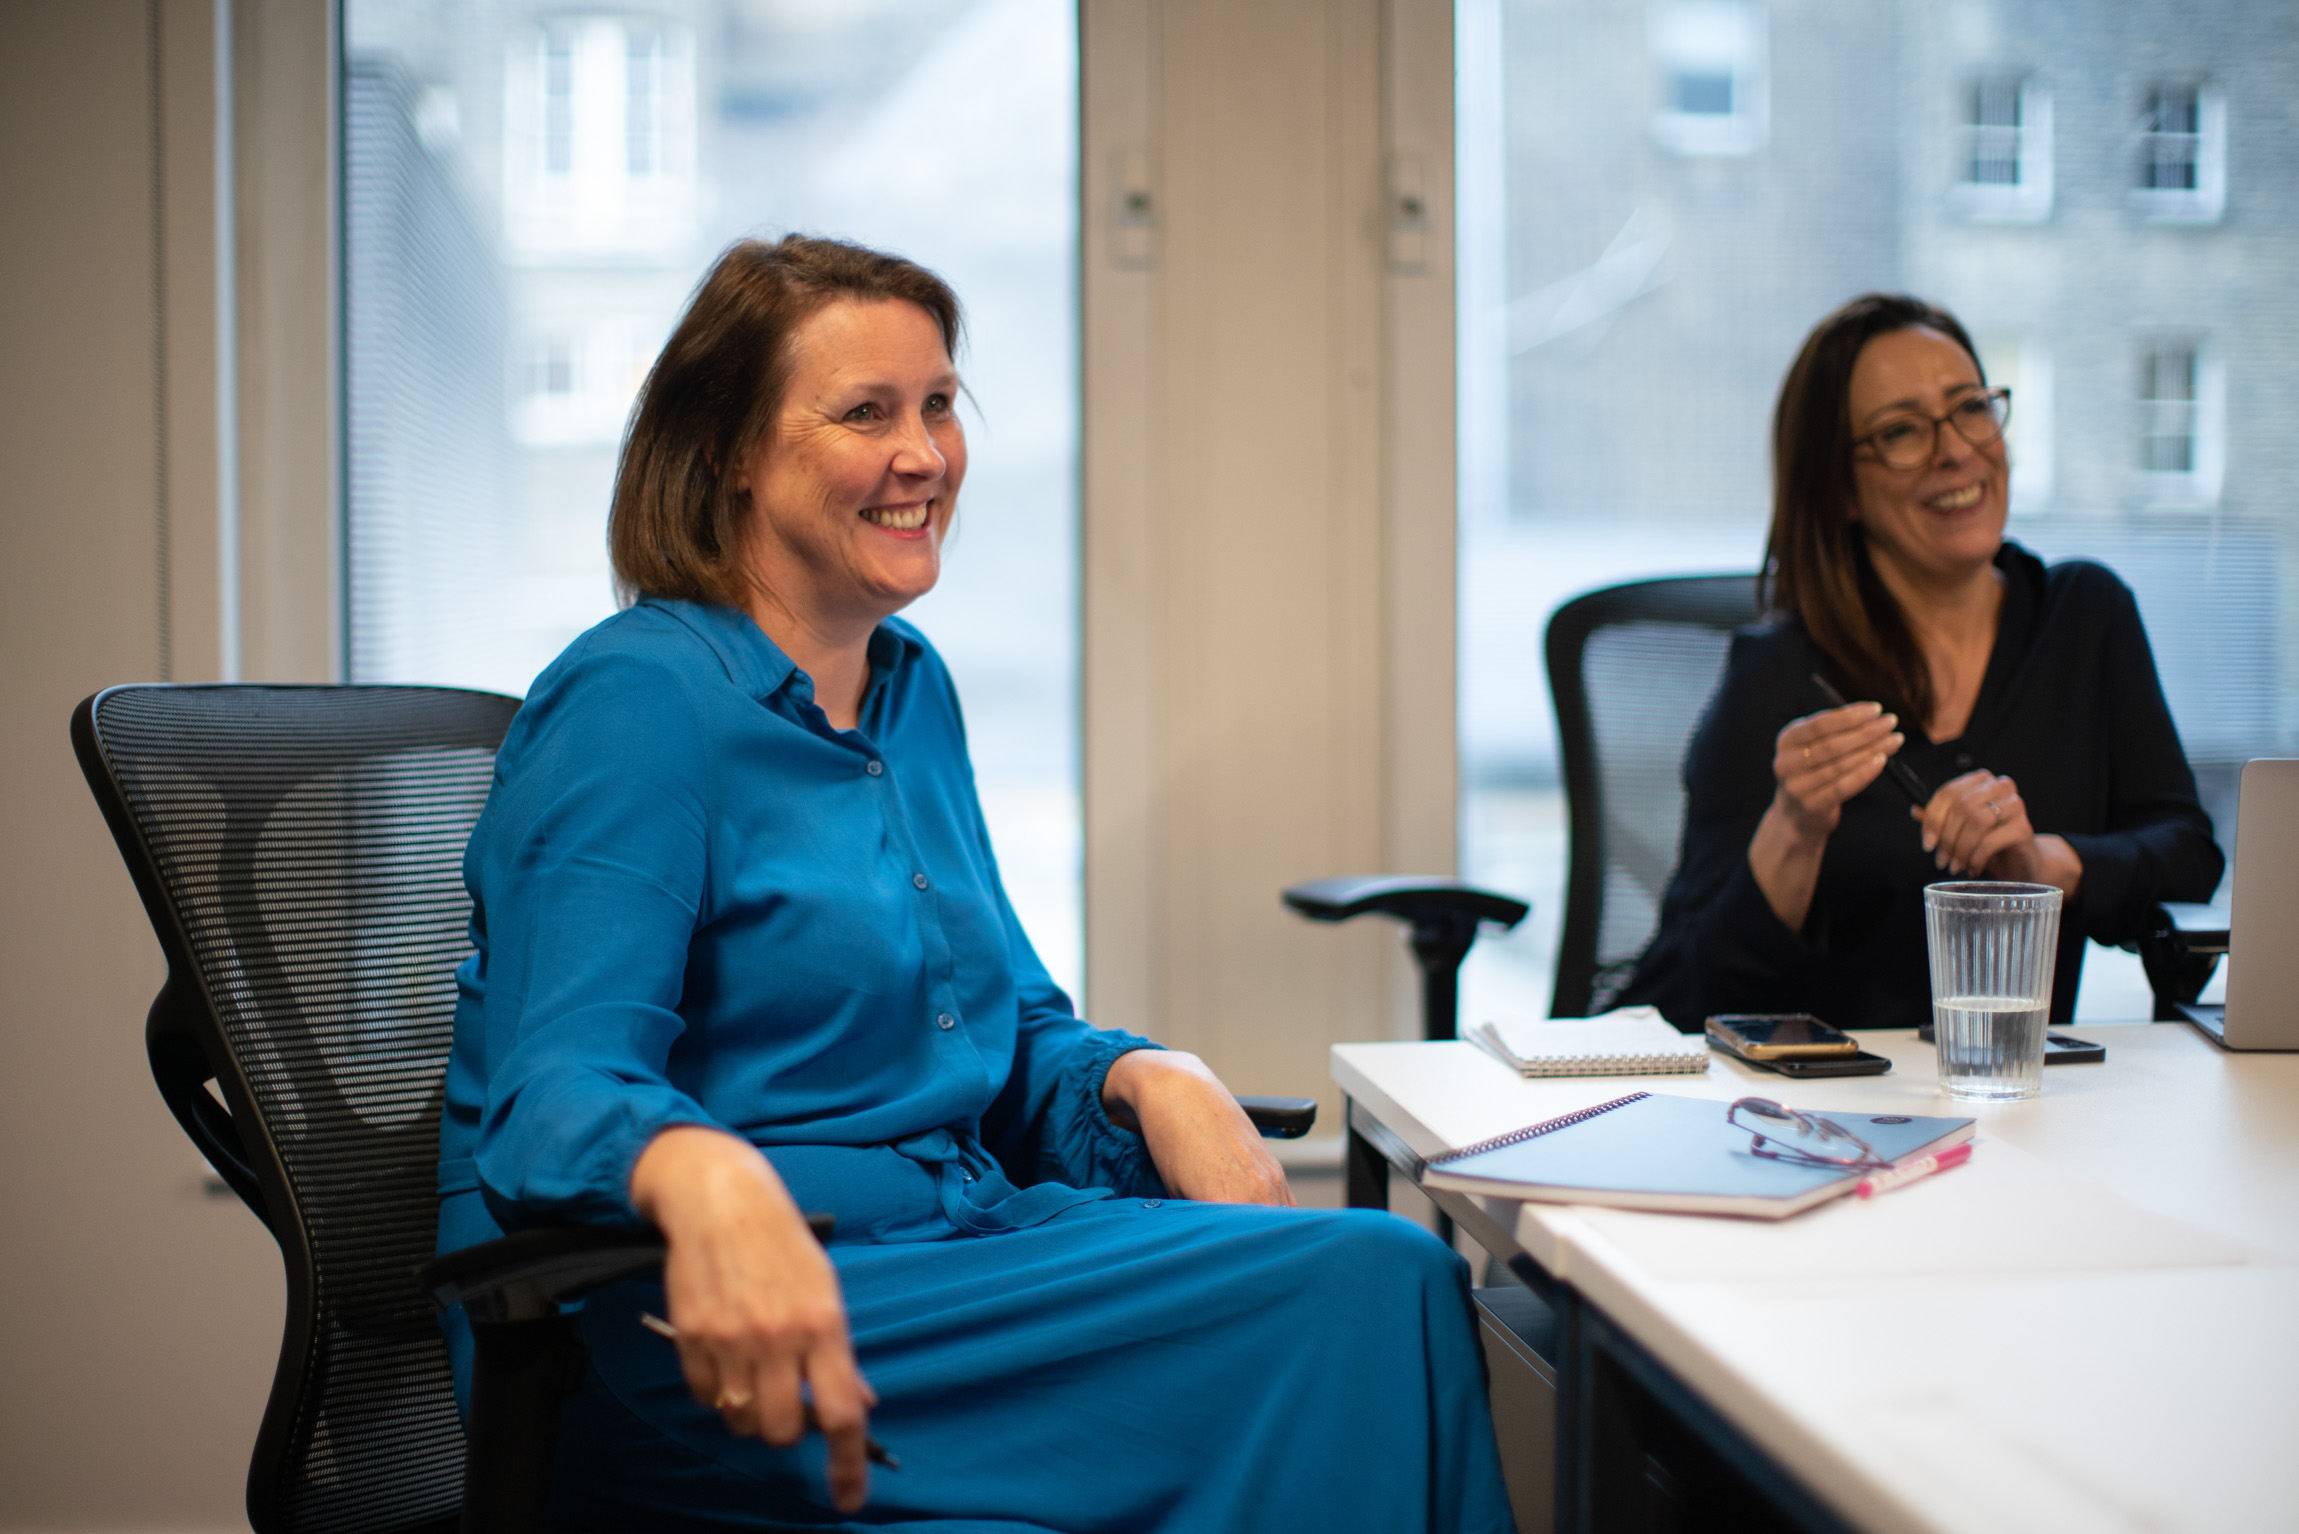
left=890, top=413, right=946, bottom=479
left=1931, top=415, right=1977, bottom=468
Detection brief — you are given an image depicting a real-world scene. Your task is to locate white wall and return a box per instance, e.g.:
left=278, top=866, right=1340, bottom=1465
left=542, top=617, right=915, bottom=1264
left=1081, top=0, right=1459, bottom=1112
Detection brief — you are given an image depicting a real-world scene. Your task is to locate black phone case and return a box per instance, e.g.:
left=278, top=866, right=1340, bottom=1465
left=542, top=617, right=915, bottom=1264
left=1918, top=1024, right=2107, bottom=1063
left=1744, top=1049, right=1894, bottom=1078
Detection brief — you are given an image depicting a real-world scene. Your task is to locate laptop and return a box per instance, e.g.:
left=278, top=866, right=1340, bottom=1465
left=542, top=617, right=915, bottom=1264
left=2164, top=757, right=2299, bottom=1051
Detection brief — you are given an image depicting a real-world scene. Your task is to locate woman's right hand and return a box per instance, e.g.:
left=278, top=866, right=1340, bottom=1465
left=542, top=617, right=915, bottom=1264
left=1748, top=700, right=1904, bottom=932
left=629, top=1126, right=875, bottom=1513
left=1768, top=701, right=1904, bottom=841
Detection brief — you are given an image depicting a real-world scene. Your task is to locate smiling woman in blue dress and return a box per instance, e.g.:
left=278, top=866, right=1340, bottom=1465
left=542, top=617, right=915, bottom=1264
left=435, top=235, right=1512, bottom=1532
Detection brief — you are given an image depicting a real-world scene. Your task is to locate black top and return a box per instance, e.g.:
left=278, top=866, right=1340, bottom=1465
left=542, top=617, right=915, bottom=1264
left=1623, top=542, right=2224, bottom=1030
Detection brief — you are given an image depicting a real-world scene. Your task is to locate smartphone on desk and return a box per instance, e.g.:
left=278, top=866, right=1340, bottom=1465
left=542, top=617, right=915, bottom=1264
left=1706, top=1013, right=1860, bottom=1058
left=1706, top=1014, right=1895, bottom=1077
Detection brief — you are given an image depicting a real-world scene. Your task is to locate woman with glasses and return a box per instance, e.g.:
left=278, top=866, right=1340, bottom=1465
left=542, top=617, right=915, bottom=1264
left=1626, top=293, right=2222, bottom=1031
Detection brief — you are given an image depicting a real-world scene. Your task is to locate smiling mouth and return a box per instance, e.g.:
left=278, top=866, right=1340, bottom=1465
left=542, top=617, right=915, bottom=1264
left=860, top=502, right=932, bottom=531
left=1926, top=484, right=1984, bottom=512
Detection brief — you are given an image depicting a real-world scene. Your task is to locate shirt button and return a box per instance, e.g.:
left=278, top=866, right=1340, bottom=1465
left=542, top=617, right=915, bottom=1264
left=913, top=873, right=930, bottom=890
left=937, top=1012, right=956, bottom=1030
left=1956, top=753, right=1973, bottom=768
left=865, top=760, right=883, bottom=776
left=1141, top=1199, right=1163, bottom=1209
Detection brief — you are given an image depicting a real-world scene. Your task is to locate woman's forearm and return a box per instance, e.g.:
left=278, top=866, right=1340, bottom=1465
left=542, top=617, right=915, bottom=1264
left=1100, top=1048, right=1293, bottom=1206
left=1747, top=799, right=1830, bottom=933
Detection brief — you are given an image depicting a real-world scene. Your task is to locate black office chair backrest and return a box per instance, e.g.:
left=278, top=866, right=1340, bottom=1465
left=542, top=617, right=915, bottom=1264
left=73, top=684, right=520, bottom=1534
left=1546, top=575, right=1760, bottom=1017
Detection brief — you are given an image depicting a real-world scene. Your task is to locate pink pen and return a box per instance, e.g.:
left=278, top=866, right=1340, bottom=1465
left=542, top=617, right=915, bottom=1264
left=1855, top=1141, right=1974, bottom=1199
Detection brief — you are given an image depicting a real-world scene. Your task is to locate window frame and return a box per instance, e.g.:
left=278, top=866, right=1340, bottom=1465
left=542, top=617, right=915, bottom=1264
left=1647, top=0, right=1770, bottom=159
left=1953, top=73, right=2053, bottom=223
left=2133, top=82, right=2228, bottom=226
left=2133, top=336, right=2227, bottom=509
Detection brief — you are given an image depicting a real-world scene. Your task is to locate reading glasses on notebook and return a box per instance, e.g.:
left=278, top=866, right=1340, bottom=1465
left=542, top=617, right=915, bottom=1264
left=1728, top=1097, right=1895, bottom=1171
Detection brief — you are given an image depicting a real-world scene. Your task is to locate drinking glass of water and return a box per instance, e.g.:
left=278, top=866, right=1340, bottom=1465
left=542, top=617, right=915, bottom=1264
left=1923, top=881, right=2063, bottom=1101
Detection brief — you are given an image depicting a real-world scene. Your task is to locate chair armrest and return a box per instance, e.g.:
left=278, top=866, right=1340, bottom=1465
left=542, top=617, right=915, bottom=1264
left=2137, top=903, right=2227, bottom=1022
left=1235, top=1095, right=1318, bottom=1139
left=2157, top=902, right=2231, bottom=954
left=419, top=1215, right=835, bottom=1324
left=1281, top=876, right=1529, bottom=930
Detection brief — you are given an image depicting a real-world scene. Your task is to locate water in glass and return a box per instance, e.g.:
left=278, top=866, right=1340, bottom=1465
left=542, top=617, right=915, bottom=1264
left=1933, top=995, right=2049, bottom=1100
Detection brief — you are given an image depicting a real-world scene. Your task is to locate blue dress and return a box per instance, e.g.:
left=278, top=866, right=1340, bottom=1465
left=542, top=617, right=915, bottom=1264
left=438, top=597, right=1513, bottom=1532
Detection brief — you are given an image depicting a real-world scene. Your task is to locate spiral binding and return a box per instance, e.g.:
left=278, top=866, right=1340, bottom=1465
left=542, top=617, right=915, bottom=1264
left=1428, top=1091, right=1652, bottom=1165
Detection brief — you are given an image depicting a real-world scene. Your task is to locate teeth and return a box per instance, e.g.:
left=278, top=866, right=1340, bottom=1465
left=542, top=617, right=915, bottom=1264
left=1929, top=484, right=1983, bottom=511
left=861, top=503, right=931, bottom=531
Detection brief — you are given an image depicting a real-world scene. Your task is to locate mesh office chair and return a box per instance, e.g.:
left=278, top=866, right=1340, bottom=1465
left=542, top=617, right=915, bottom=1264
left=1546, top=574, right=1762, bottom=1018
left=72, top=684, right=676, bottom=1534
left=76, top=683, right=1318, bottom=1534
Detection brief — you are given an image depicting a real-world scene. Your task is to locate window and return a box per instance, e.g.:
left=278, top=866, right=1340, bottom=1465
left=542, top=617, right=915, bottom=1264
left=503, top=17, right=698, bottom=260
left=1649, top=0, right=1768, bottom=157
left=2135, top=83, right=2227, bottom=225
left=1462, top=1, right=2292, bottom=1027
left=344, top=0, right=1086, bottom=993
left=1955, top=74, right=2052, bottom=221
left=2136, top=340, right=2225, bottom=505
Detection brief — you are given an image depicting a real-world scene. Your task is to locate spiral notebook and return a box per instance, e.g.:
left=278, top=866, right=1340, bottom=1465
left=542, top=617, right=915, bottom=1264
left=1421, top=1091, right=1976, bottom=1218
left=1466, top=1007, right=1711, bottom=1077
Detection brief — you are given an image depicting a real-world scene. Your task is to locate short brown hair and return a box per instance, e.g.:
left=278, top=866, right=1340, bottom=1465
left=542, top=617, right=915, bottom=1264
left=609, top=235, right=964, bottom=607
left=1763, top=292, right=1986, bottom=726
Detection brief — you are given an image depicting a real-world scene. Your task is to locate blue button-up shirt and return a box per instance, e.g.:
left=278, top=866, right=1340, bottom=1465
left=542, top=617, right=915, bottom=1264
left=437, top=598, right=1160, bottom=1252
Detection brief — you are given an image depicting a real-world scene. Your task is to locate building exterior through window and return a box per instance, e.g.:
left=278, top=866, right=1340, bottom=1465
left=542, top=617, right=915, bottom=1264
left=1458, top=0, right=2297, bottom=1026
left=342, top=0, right=1085, bottom=994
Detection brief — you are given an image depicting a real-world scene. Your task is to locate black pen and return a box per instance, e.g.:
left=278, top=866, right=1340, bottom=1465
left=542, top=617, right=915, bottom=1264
left=639, top=1311, right=901, bottom=1469
left=1809, top=673, right=1932, bottom=807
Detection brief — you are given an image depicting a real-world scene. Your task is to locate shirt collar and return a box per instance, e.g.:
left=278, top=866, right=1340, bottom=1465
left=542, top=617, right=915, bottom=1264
left=639, top=596, right=924, bottom=703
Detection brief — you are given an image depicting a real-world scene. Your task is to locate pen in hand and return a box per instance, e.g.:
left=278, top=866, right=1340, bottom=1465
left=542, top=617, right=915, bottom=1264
left=1810, top=672, right=1933, bottom=808
left=638, top=1310, right=901, bottom=1470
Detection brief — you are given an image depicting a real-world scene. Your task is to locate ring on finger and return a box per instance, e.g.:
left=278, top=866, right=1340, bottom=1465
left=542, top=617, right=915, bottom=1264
left=1802, top=746, right=1811, bottom=762
left=716, top=1389, right=754, bottom=1412
left=1986, top=800, right=2002, bottom=824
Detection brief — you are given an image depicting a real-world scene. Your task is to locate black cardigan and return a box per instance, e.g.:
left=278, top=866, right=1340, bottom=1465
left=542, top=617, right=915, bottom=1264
left=1623, top=543, right=2224, bottom=1031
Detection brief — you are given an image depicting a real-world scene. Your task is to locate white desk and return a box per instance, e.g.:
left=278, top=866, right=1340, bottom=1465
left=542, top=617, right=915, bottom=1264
left=1333, top=1025, right=2299, bottom=1534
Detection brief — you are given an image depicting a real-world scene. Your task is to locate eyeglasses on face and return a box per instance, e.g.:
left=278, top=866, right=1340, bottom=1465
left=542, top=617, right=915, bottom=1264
left=1851, top=387, right=2012, bottom=470
left=1726, top=1096, right=1894, bottom=1171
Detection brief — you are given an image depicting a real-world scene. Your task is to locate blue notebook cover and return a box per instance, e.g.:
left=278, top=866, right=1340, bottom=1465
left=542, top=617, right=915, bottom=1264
left=1422, top=1091, right=1976, bottom=1219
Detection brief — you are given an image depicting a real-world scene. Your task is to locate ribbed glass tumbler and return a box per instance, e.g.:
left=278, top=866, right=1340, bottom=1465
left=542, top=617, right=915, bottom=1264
left=1923, top=881, right=2063, bottom=1101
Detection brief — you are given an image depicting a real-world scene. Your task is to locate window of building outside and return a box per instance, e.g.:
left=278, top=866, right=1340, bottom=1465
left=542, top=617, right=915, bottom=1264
left=343, top=0, right=1084, bottom=994
left=1457, top=0, right=2297, bottom=1029
left=1648, top=0, right=1768, bottom=157
left=2135, top=82, right=2228, bottom=225
left=1956, top=72, right=2053, bottom=221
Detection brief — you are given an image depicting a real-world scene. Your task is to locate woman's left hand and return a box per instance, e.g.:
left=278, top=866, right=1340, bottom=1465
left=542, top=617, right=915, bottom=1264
left=1101, top=1049, right=1297, bottom=1207
left=1911, top=769, right=2083, bottom=897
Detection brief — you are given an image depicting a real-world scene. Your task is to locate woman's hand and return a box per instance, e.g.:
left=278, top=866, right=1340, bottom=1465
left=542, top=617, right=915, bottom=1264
left=629, top=1126, right=876, bottom=1513
left=1101, top=1049, right=1296, bottom=1207
left=1769, top=701, right=1904, bottom=840
left=1911, top=770, right=2083, bottom=897
left=1748, top=701, right=1904, bottom=931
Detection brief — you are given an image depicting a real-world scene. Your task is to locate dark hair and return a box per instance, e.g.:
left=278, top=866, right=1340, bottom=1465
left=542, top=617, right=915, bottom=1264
left=1761, top=292, right=1987, bottom=727
left=609, top=235, right=964, bottom=607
